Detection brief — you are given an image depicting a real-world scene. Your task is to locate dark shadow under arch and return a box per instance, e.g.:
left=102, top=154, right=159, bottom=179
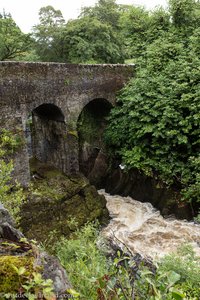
left=33, top=103, right=64, bottom=122
left=28, top=103, right=68, bottom=173
left=77, top=98, right=112, bottom=186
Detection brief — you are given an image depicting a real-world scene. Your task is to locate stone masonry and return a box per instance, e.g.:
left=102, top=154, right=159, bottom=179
left=0, top=62, right=135, bottom=185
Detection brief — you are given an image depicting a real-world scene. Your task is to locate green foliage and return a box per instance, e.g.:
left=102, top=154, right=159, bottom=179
left=0, top=129, right=24, bottom=155
left=120, top=5, right=170, bottom=60
left=120, top=5, right=151, bottom=59
left=0, top=130, right=25, bottom=223
left=32, top=5, right=65, bottom=62
left=30, top=0, right=125, bottom=63
left=80, top=0, right=129, bottom=30
left=105, top=0, right=200, bottom=205
left=0, top=256, right=34, bottom=294
left=59, top=16, right=124, bottom=63
left=96, top=248, right=194, bottom=300
left=55, top=221, right=110, bottom=300
left=132, top=244, right=200, bottom=299
left=21, top=49, right=41, bottom=62
left=159, top=244, right=200, bottom=299
left=20, top=271, right=54, bottom=300
left=3, top=0, right=200, bottom=65
left=3, top=263, right=55, bottom=299
left=54, top=222, right=200, bottom=300
left=169, top=0, right=200, bottom=32
left=0, top=11, right=31, bottom=61
left=134, top=267, right=183, bottom=299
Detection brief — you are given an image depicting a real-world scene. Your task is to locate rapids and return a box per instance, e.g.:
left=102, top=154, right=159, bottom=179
left=99, top=190, right=200, bottom=260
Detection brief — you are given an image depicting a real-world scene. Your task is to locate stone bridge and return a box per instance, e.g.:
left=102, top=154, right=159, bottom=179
left=0, top=62, right=135, bottom=185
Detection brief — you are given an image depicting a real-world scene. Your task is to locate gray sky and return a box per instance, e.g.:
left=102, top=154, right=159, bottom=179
left=0, top=0, right=168, bottom=33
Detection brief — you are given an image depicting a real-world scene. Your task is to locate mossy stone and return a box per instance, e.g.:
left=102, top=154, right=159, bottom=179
left=0, top=256, right=34, bottom=293
left=20, top=160, right=109, bottom=243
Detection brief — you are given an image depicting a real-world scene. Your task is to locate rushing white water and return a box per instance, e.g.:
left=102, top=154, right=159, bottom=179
left=99, top=190, right=200, bottom=260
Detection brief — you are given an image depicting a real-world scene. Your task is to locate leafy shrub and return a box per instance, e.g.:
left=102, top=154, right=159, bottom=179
left=0, top=130, right=25, bottom=223
left=105, top=30, right=200, bottom=206
left=55, top=221, right=110, bottom=300
left=159, top=244, right=200, bottom=298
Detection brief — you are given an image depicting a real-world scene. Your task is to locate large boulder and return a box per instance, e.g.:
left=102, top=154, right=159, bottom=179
left=20, top=159, right=109, bottom=243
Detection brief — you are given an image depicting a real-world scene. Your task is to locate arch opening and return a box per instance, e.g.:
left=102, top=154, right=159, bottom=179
left=77, top=98, right=112, bottom=186
left=33, top=103, right=64, bottom=122
left=26, top=103, right=68, bottom=174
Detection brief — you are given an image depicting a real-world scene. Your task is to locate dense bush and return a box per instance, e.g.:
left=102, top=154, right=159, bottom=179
left=105, top=1, right=200, bottom=207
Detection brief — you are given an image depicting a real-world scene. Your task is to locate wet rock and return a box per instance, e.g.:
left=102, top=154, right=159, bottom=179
left=0, top=204, right=24, bottom=242
left=0, top=222, right=24, bottom=242
left=105, top=167, right=193, bottom=220
left=35, top=251, right=72, bottom=295
left=0, top=204, right=14, bottom=227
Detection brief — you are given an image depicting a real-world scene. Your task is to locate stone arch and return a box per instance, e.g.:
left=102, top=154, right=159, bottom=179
left=28, top=103, right=69, bottom=173
left=77, top=98, right=113, bottom=186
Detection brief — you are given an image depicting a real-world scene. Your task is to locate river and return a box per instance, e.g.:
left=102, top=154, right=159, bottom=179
left=99, top=190, right=200, bottom=260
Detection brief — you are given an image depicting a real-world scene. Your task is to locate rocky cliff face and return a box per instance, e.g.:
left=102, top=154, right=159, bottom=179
left=104, top=167, right=192, bottom=220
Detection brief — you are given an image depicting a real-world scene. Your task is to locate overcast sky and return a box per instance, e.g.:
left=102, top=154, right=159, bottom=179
left=0, top=0, right=168, bottom=33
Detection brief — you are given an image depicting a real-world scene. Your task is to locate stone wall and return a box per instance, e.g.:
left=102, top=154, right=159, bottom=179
left=0, top=62, right=135, bottom=185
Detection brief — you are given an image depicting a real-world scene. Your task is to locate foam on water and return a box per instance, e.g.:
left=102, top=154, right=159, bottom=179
left=99, top=190, right=200, bottom=259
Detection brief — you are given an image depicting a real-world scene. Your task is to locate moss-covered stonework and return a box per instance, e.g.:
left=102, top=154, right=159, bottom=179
left=0, top=235, right=38, bottom=295
left=20, top=159, right=109, bottom=242
left=0, top=237, right=36, bottom=294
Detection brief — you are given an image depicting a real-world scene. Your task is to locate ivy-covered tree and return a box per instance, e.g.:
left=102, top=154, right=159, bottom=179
left=0, top=11, right=31, bottom=61
left=120, top=5, right=171, bottom=61
left=169, top=0, right=200, bottom=29
left=119, top=5, right=150, bottom=59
